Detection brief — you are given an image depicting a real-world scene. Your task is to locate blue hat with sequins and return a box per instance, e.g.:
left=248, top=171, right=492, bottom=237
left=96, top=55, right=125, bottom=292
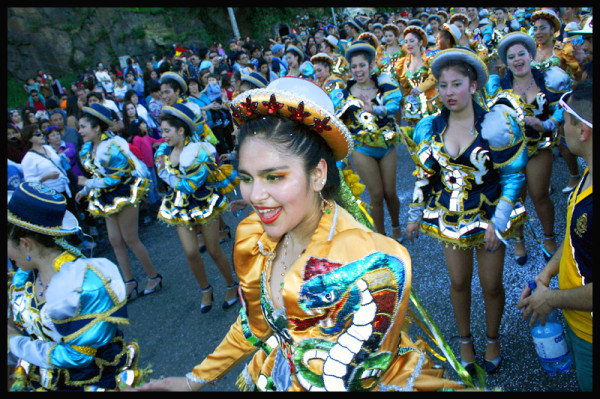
left=81, top=103, right=113, bottom=126
left=8, top=182, right=79, bottom=236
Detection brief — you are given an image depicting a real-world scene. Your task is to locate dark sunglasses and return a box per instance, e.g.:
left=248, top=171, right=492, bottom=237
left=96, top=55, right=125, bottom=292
left=33, top=131, right=45, bottom=137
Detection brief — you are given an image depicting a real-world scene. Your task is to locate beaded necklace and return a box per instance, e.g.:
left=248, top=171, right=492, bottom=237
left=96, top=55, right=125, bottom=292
left=277, top=234, right=306, bottom=291
left=515, top=77, right=535, bottom=97
left=37, top=276, right=49, bottom=297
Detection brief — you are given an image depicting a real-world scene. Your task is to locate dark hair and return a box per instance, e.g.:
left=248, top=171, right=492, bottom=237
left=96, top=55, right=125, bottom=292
left=122, top=101, right=138, bottom=130
left=439, top=29, right=456, bottom=46
left=80, top=111, right=110, bottom=132
left=237, top=116, right=341, bottom=203
left=45, top=98, right=60, bottom=109
left=160, top=113, right=192, bottom=138
left=38, top=118, right=50, bottom=129
left=21, top=124, right=41, bottom=149
left=437, top=59, right=477, bottom=85
left=8, top=222, right=57, bottom=250
left=124, top=90, right=139, bottom=102
left=160, top=78, right=182, bottom=94
left=128, top=119, right=147, bottom=137
left=405, top=31, right=423, bottom=44
left=567, top=79, right=593, bottom=126
left=49, top=109, right=66, bottom=123
left=148, top=80, right=161, bottom=93
left=87, top=91, right=103, bottom=102
left=313, top=59, right=331, bottom=70
left=348, top=49, right=374, bottom=65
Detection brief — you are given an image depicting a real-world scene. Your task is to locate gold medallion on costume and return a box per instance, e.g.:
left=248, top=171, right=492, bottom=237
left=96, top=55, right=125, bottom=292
left=575, top=213, right=588, bottom=238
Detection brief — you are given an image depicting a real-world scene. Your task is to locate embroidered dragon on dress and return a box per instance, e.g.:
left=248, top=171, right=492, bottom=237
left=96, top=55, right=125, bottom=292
left=291, top=252, right=406, bottom=391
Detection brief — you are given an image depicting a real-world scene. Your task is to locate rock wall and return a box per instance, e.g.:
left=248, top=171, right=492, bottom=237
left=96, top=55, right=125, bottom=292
left=7, top=7, right=233, bottom=81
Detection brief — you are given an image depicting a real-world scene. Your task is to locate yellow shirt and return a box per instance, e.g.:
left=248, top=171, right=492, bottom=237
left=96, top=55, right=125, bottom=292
left=558, top=168, right=593, bottom=343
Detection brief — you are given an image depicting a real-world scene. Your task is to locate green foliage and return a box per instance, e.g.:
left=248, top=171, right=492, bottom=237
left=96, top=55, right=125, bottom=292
left=7, top=72, right=79, bottom=109
left=132, top=26, right=146, bottom=40
left=7, top=77, right=29, bottom=109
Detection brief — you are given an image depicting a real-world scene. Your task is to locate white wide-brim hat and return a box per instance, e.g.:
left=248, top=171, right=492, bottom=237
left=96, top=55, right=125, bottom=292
left=230, top=76, right=353, bottom=160
left=431, top=47, right=489, bottom=91
left=498, top=32, right=536, bottom=66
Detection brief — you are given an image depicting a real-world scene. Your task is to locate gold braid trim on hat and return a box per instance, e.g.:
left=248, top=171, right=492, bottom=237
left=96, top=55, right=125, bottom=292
left=230, top=89, right=353, bottom=156
left=7, top=210, right=72, bottom=236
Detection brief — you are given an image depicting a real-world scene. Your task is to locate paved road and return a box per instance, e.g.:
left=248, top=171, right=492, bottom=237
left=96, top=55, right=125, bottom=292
left=89, top=143, right=582, bottom=391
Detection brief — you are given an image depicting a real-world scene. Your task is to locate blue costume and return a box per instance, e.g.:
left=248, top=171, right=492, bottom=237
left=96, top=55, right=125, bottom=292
left=79, top=133, right=150, bottom=217
left=154, top=138, right=238, bottom=226
left=485, top=65, right=570, bottom=158
left=8, top=252, right=143, bottom=391
left=334, top=73, right=402, bottom=160
left=402, top=99, right=528, bottom=248
left=279, top=60, right=315, bottom=80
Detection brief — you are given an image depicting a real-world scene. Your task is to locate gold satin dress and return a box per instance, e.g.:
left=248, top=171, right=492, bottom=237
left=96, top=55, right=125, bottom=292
left=187, top=204, right=464, bottom=391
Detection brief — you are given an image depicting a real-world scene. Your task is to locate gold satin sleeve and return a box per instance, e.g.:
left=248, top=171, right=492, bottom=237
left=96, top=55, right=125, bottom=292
left=190, top=315, right=258, bottom=384
left=190, top=213, right=273, bottom=384
left=557, top=43, right=583, bottom=81
left=395, top=56, right=410, bottom=95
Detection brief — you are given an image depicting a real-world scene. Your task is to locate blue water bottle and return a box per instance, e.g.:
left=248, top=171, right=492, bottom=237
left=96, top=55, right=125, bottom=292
left=527, top=280, right=572, bottom=375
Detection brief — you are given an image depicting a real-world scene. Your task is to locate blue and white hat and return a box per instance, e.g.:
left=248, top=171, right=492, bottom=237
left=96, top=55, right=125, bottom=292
left=431, top=47, right=489, bottom=91
left=160, top=71, right=188, bottom=93
left=161, top=103, right=198, bottom=132
left=8, top=183, right=79, bottom=236
left=241, top=71, right=268, bottom=89
left=344, top=40, right=377, bottom=62
left=285, top=44, right=305, bottom=60
left=498, top=32, right=536, bottom=66
left=81, top=103, right=113, bottom=126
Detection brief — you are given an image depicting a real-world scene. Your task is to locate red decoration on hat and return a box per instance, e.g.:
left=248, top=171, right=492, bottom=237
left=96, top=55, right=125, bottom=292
left=240, top=96, right=259, bottom=116
left=312, top=116, right=332, bottom=134
left=263, top=94, right=284, bottom=115
left=288, top=102, right=310, bottom=122
left=230, top=103, right=242, bottom=120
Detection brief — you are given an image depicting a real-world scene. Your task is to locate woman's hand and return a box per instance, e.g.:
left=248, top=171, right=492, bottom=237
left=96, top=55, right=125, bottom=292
left=229, top=199, right=249, bottom=214
left=156, top=155, right=166, bottom=172
left=484, top=222, right=500, bottom=252
left=75, top=190, right=86, bottom=203
left=525, top=116, right=544, bottom=132
left=405, top=222, right=420, bottom=243
left=358, top=94, right=374, bottom=113
left=77, top=175, right=88, bottom=186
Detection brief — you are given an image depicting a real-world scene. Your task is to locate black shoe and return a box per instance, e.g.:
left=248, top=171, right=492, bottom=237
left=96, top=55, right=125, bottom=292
left=514, top=236, right=528, bottom=265
left=222, top=282, right=239, bottom=309
left=219, top=226, right=232, bottom=244
left=125, top=279, right=138, bottom=300
left=484, top=336, right=502, bottom=374
left=459, top=333, right=477, bottom=377
left=141, top=273, right=163, bottom=296
left=201, top=285, right=213, bottom=314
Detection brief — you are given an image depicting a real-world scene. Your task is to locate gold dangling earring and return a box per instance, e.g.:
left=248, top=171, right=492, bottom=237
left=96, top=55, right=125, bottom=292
left=319, top=191, right=332, bottom=214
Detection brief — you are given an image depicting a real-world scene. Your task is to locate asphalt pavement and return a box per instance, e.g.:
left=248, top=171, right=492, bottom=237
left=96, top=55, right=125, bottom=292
left=89, top=143, right=583, bottom=392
